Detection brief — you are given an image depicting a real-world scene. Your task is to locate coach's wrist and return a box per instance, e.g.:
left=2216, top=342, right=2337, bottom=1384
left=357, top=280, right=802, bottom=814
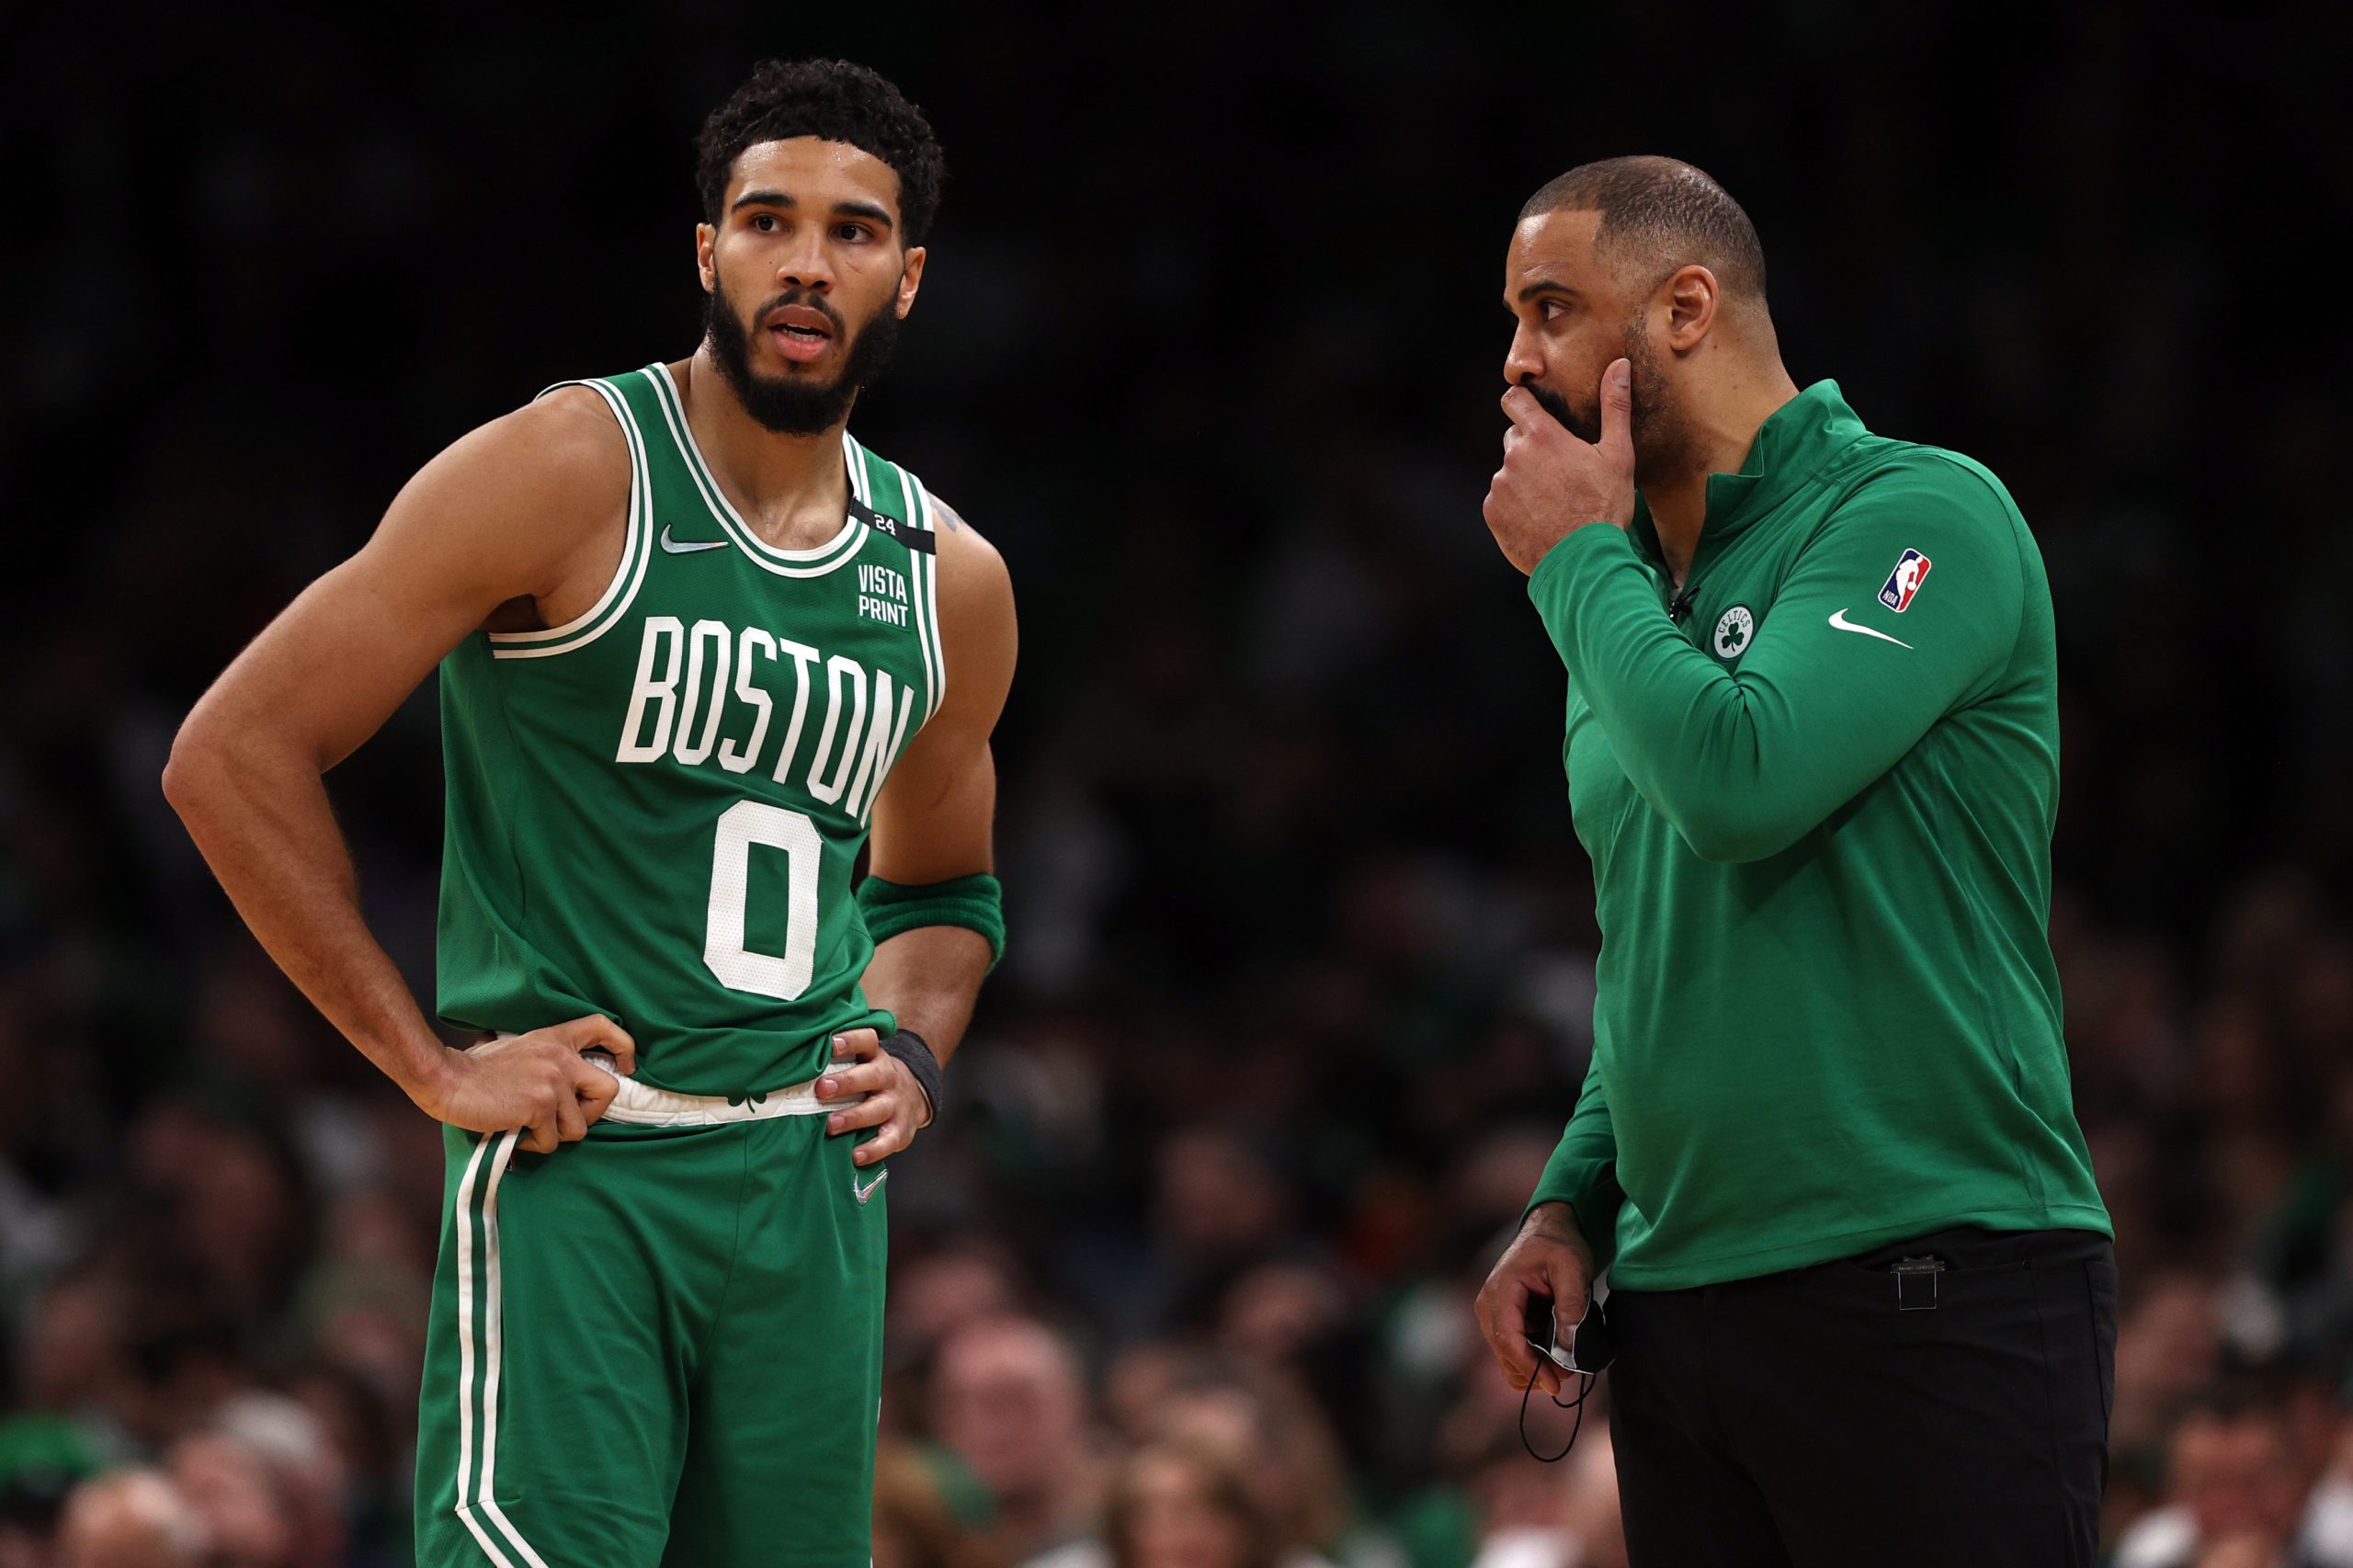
left=1522, top=1200, right=1590, bottom=1253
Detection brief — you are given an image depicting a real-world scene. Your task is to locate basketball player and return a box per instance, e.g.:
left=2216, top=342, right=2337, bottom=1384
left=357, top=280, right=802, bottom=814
left=164, top=60, right=1014, bottom=1567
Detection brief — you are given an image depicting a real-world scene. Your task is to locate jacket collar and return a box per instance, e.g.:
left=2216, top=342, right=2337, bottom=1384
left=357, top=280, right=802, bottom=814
left=1630, top=380, right=1869, bottom=566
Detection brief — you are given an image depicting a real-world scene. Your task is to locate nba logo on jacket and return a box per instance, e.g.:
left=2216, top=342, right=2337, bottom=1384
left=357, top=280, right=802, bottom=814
left=1879, top=549, right=1933, bottom=612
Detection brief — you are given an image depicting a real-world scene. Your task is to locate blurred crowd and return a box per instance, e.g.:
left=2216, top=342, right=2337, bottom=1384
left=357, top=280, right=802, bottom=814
left=4, top=3, right=2346, bottom=1566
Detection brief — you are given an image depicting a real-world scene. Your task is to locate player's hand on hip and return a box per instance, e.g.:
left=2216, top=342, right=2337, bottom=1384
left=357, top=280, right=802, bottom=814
left=1483, top=358, right=1637, bottom=574
left=817, top=1028, right=927, bottom=1165
left=1473, top=1201, right=1597, bottom=1399
left=417, top=1015, right=637, bottom=1153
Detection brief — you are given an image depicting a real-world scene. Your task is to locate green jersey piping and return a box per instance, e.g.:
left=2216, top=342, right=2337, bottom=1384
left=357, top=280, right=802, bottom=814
left=485, top=378, right=655, bottom=661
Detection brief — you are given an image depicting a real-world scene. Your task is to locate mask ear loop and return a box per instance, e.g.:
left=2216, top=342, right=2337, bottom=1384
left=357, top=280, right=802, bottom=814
left=1518, top=1365, right=1597, bottom=1462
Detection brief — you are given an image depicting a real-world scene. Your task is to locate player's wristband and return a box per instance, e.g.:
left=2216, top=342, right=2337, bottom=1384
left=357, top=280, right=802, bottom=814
left=857, top=872, right=1006, bottom=971
left=880, top=1028, right=942, bottom=1125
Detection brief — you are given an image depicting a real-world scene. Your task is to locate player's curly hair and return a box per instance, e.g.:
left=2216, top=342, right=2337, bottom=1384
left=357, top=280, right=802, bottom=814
left=694, top=60, right=945, bottom=245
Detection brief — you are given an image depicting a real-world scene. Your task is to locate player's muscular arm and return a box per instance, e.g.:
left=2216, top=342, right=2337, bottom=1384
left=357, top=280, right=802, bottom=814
left=821, top=498, right=1016, bottom=1163
left=163, top=389, right=637, bottom=1152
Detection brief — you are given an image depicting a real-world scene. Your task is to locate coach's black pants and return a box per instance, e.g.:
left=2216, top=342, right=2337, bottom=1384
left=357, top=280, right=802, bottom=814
left=1604, top=1226, right=2117, bottom=1568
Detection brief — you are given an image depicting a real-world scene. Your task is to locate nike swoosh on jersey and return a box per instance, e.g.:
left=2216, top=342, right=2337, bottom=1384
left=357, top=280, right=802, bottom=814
left=1827, top=608, right=1913, bottom=649
left=658, top=524, right=729, bottom=554
left=852, top=1167, right=888, bottom=1204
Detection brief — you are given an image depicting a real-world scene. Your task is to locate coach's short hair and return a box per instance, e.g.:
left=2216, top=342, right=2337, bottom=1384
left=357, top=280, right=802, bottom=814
left=695, top=60, right=945, bottom=245
left=1520, top=156, right=1767, bottom=305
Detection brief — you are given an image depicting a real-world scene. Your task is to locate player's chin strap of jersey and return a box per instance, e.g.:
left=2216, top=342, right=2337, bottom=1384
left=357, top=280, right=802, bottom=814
left=857, top=872, right=1006, bottom=1124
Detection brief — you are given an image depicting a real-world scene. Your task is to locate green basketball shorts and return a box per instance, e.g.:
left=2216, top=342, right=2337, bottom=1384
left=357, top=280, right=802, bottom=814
left=413, top=1063, right=889, bottom=1566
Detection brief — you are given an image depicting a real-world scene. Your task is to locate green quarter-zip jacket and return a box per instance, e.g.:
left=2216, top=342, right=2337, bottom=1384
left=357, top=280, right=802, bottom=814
left=1526, top=381, right=2108, bottom=1290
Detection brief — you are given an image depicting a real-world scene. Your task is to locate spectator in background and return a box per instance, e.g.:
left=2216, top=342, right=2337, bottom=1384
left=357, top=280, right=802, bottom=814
left=51, top=1470, right=203, bottom=1568
left=165, top=1431, right=293, bottom=1568
left=1104, top=1439, right=1279, bottom=1568
left=2114, top=1381, right=2353, bottom=1568
left=1459, top=1426, right=1622, bottom=1568
left=890, top=1244, right=1033, bottom=1374
left=189, top=1394, right=347, bottom=1568
left=931, top=1318, right=1106, bottom=1567
left=1153, top=1364, right=1351, bottom=1568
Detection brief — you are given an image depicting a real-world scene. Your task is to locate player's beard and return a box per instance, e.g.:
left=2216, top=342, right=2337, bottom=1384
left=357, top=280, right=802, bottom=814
left=702, top=276, right=902, bottom=436
left=1525, top=316, right=1695, bottom=490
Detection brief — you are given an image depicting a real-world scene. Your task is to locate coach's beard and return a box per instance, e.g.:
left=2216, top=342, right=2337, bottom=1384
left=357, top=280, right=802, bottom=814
left=1525, top=328, right=1691, bottom=490
left=704, top=278, right=901, bottom=436
left=1525, top=381, right=1597, bottom=445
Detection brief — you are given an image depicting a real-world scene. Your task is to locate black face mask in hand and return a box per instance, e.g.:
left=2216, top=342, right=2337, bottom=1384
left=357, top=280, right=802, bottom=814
left=1518, top=1293, right=1616, bottom=1462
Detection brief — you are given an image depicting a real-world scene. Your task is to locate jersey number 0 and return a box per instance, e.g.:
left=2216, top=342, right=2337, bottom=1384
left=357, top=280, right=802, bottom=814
left=702, top=801, right=820, bottom=1000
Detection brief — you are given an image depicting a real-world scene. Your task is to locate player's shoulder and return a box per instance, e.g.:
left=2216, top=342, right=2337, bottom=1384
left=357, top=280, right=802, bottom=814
left=479, top=382, right=634, bottom=484
left=923, top=490, right=1014, bottom=641
left=415, top=381, right=631, bottom=509
left=378, top=381, right=631, bottom=581
left=905, top=486, right=1015, bottom=706
left=847, top=441, right=1004, bottom=575
left=921, top=492, right=1006, bottom=577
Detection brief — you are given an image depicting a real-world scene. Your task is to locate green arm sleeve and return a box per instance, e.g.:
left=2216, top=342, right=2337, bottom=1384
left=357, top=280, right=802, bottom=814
left=1527, top=1055, right=1622, bottom=1268
left=1528, top=458, right=2027, bottom=864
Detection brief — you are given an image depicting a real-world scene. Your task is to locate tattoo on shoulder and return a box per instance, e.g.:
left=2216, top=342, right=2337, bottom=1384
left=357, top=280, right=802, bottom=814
left=931, top=496, right=966, bottom=533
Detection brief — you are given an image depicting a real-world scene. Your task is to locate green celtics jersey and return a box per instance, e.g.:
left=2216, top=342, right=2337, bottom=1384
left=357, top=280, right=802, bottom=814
left=436, top=363, right=946, bottom=1097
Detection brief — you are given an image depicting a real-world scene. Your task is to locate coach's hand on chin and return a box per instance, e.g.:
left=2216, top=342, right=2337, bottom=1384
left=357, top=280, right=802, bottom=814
left=1483, top=358, right=1637, bottom=574
left=816, top=1028, right=933, bottom=1165
left=1475, top=1201, right=1597, bottom=1399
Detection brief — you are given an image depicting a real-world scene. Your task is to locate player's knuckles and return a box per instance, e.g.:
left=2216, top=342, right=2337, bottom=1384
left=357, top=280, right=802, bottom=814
left=819, top=1069, right=881, bottom=1100
left=830, top=1098, right=888, bottom=1132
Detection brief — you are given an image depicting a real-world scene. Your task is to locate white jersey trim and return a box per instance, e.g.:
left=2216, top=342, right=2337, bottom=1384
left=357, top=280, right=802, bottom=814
left=647, top=363, right=868, bottom=578
left=902, top=468, right=949, bottom=726
left=487, top=378, right=654, bottom=660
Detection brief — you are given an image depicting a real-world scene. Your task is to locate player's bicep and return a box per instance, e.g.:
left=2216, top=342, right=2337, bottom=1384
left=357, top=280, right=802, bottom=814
left=868, top=723, right=997, bottom=882
left=205, top=554, right=493, bottom=775
left=867, top=499, right=1016, bottom=882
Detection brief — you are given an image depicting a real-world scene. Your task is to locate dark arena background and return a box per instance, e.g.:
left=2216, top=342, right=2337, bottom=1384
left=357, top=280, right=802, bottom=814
left=3, top=5, right=2346, bottom=1566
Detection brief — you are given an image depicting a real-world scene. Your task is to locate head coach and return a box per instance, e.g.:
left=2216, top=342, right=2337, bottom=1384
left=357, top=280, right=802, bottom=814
left=1472, top=156, right=2117, bottom=1567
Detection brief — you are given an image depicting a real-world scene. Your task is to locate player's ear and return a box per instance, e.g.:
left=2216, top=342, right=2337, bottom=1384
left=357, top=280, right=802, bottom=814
left=1662, top=264, right=1719, bottom=351
left=696, top=222, right=718, bottom=291
left=893, top=245, right=926, bottom=320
